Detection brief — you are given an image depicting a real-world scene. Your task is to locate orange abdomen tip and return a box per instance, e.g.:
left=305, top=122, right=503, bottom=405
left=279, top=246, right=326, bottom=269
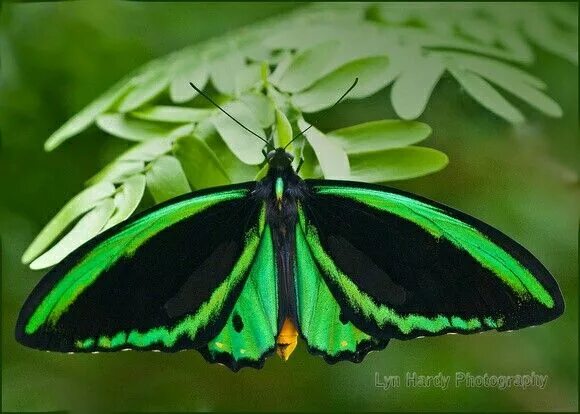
left=276, top=317, right=298, bottom=361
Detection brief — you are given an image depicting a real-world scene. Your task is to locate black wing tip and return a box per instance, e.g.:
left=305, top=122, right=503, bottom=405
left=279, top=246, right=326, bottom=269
left=14, top=312, right=39, bottom=350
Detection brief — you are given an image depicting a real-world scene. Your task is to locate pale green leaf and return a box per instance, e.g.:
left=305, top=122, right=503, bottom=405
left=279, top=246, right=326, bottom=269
left=194, top=120, right=258, bottom=182
left=523, top=15, right=578, bottom=64
left=274, top=109, right=293, bottom=149
left=96, top=113, right=181, bottom=141
left=22, top=182, right=116, bottom=264
left=169, top=58, right=209, bottom=103
left=208, top=135, right=259, bottom=183
left=275, top=40, right=341, bottom=93
left=210, top=50, right=246, bottom=95
left=402, top=28, right=532, bottom=64
left=254, top=163, right=269, bottom=181
left=87, top=137, right=174, bottom=185
left=242, top=40, right=274, bottom=63
left=103, top=174, right=146, bottom=230
left=456, top=19, right=497, bottom=46
left=87, top=160, right=145, bottom=185
left=117, top=64, right=170, bottom=113
left=173, top=134, right=230, bottom=189
left=146, top=155, right=192, bottom=203
left=449, top=68, right=525, bottom=124
left=118, top=137, right=173, bottom=162
left=327, top=120, right=432, bottom=154
left=446, top=55, right=562, bottom=117
left=391, top=54, right=446, bottom=120
left=240, top=93, right=275, bottom=128
left=30, top=199, right=116, bottom=269
left=298, top=118, right=349, bottom=179
left=495, top=29, right=534, bottom=65
left=235, top=63, right=262, bottom=95
left=268, top=51, right=294, bottom=85
left=131, top=106, right=214, bottom=123
left=44, top=80, right=134, bottom=151
left=297, top=142, right=323, bottom=179
left=480, top=75, right=562, bottom=117
left=264, top=25, right=343, bottom=50
left=211, top=102, right=266, bottom=165
left=445, top=52, right=546, bottom=89
left=543, top=3, right=578, bottom=29
left=264, top=19, right=368, bottom=49
left=292, top=56, right=390, bottom=113
left=349, top=147, right=448, bottom=182
left=167, top=124, right=197, bottom=140
left=266, top=85, right=290, bottom=112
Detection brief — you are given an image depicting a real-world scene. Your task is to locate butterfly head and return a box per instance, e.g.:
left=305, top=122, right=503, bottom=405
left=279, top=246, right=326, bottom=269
left=266, top=148, right=294, bottom=171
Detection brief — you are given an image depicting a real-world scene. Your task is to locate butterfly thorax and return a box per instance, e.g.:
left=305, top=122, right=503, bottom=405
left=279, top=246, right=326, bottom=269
left=253, top=149, right=308, bottom=228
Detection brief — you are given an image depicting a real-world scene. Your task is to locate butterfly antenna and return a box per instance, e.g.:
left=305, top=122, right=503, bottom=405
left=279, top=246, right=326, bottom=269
left=189, top=82, right=273, bottom=149
left=284, top=77, right=359, bottom=150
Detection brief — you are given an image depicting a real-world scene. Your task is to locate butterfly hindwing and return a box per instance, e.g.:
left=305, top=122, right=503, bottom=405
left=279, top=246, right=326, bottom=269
left=16, top=183, right=278, bottom=370
left=298, top=180, right=564, bottom=343
left=199, top=226, right=279, bottom=370
left=294, top=223, right=388, bottom=363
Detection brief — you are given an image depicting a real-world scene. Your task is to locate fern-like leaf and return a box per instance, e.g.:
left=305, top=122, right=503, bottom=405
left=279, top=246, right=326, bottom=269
left=24, top=2, right=576, bottom=268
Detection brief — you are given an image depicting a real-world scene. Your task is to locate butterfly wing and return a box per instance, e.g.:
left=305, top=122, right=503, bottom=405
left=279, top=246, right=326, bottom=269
left=16, top=183, right=279, bottom=371
left=294, top=223, right=389, bottom=363
left=295, top=180, right=564, bottom=360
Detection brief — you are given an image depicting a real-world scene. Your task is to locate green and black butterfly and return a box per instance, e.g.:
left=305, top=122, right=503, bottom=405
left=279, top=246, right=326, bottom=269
left=16, top=81, right=564, bottom=371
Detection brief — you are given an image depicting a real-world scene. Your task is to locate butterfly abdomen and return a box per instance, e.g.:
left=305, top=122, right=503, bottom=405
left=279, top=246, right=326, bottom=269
left=276, top=317, right=299, bottom=361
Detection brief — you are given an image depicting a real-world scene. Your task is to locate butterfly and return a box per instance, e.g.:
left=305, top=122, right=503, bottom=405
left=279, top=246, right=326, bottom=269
left=16, top=80, right=564, bottom=372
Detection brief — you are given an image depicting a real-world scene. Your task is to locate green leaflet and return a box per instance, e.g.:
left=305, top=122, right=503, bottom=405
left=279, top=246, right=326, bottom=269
left=29, top=199, right=116, bottom=270
left=297, top=205, right=504, bottom=335
left=295, top=223, right=374, bottom=355
left=43, top=3, right=573, bottom=153
left=21, top=182, right=117, bottom=265
left=314, top=186, right=554, bottom=308
left=206, top=226, right=278, bottom=362
left=26, top=189, right=249, bottom=335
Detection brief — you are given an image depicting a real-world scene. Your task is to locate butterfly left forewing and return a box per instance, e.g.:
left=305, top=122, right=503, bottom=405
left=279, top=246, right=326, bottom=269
left=16, top=184, right=278, bottom=370
left=298, top=180, right=564, bottom=343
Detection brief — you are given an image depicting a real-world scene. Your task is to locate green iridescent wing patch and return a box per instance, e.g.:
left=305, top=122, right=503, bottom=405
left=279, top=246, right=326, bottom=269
left=16, top=184, right=278, bottom=370
left=200, top=227, right=278, bottom=370
left=294, top=224, right=388, bottom=363
left=299, top=180, right=564, bottom=341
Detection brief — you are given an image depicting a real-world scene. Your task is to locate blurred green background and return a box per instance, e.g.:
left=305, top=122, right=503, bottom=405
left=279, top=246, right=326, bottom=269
left=1, top=2, right=578, bottom=412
